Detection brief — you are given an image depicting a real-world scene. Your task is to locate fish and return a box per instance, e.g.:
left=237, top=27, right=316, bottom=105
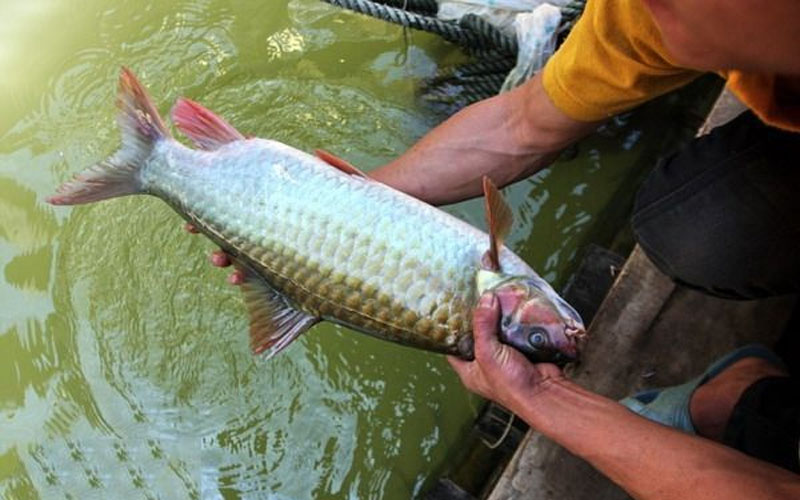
left=48, top=68, right=585, bottom=364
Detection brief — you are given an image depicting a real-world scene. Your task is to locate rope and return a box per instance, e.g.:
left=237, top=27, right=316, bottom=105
left=443, top=57, right=516, bottom=79
left=481, top=413, right=515, bottom=450
left=427, top=71, right=507, bottom=91
left=458, top=14, right=518, bottom=56
left=461, top=75, right=506, bottom=97
left=561, top=0, right=586, bottom=19
left=378, top=0, right=438, bottom=15
left=320, top=0, right=585, bottom=56
left=319, top=0, right=516, bottom=55
left=559, top=0, right=586, bottom=31
left=422, top=73, right=506, bottom=107
left=318, top=0, right=588, bottom=110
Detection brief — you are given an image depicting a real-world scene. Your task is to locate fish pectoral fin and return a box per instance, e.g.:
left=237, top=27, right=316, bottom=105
left=236, top=264, right=319, bottom=358
left=171, top=98, right=246, bottom=150
left=482, top=176, right=513, bottom=272
left=314, top=149, right=368, bottom=178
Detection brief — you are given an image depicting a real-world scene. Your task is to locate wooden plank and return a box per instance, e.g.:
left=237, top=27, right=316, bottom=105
left=487, top=246, right=673, bottom=500
left=427, top=479, right=477, bottom=500
left=560, top=244, right=626, bottom=325
left=425, top=247, right=629, bottom=500
left=571, top=245, right=676, bottom=399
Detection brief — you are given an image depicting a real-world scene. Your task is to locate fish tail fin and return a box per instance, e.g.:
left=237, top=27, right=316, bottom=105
left=47, top=67, right=171, bottom=205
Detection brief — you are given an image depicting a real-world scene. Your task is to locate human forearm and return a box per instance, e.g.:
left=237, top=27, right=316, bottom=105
left=519, top=379, right=800, bottom=500
left=370, top=73, right=598, bottom=205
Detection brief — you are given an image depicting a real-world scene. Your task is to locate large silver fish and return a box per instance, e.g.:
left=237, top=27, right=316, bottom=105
left=49, top=68, right=584, bottom=363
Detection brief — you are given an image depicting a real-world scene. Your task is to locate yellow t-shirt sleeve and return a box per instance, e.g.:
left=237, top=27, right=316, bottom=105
left=542, top=0, right=703, bottom=121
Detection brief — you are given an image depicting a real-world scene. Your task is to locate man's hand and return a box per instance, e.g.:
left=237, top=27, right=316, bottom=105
left=447, top=292, right=564, bottom=414
left=183, top=223, right=244, bottom=284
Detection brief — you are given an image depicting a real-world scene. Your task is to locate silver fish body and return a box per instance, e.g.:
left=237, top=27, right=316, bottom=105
left=145, top=138, right=535, bottom=354
left=48, top=68, right=584, bottom=361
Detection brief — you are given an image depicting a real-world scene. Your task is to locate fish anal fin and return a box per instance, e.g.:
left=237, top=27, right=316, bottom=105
left=482, top=176, right=513, bottom=272
left=236, top=264, right=319, bottom=358
left=314, top=149, right=368, bottom=178
left=171, top=98, right=246, bottom=151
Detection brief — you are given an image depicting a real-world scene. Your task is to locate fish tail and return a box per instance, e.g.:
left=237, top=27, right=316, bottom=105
left=47, top=67, right=171, bottom=205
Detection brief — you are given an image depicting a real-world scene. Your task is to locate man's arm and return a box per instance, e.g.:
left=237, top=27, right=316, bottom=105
left=369, top=72, right=599, bottom=205
left=528, top=379, right=800, bottom=499
left=450, top=294, right=800, bottom=500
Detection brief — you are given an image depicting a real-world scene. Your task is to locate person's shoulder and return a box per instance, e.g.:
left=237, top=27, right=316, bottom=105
left=541, top=0, right=700, bottom=121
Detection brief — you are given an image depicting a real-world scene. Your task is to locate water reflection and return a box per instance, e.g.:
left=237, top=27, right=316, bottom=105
left=0, top=0, right=712, bottom=497
left=1, top=1, right=477, bottom=497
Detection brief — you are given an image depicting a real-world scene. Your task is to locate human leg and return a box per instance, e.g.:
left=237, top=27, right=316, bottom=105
left=720, top=375, right=800, bottom=473
left=632, top=111, right=800, bottom=299
left=621, top=345, right=800, bottom=473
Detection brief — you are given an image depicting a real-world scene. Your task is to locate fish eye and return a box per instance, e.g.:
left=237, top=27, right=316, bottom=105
left=528, top=328, right=548, bottom=347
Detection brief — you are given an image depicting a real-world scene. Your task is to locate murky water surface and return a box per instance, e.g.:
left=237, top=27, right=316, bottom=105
left=0, top=1, right=709, bottom=498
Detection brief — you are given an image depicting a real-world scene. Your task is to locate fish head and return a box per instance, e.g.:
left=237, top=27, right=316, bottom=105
left=476, top=270, right=585, bottom=365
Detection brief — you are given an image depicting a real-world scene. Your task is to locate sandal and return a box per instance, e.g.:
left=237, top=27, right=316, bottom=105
left=619, top=344, right=785, bottom=433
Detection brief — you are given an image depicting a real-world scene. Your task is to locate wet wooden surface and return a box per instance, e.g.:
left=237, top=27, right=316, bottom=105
left=487, top=245, right=798, bottom=500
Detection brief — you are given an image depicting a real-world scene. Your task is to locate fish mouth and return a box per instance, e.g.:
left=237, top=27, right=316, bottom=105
left=557, top=321, right=585, bottom=361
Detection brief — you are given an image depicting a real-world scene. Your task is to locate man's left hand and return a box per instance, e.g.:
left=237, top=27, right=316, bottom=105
left=447, top=292, right=565, bottom=415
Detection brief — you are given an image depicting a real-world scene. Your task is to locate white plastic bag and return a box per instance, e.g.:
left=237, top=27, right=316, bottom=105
left=500, top=3, right=562, bottom=91
left=437, top=3, right=514, bottom=35
left=437, top=0, right=569, bottom=35
left=439, top=0, right=570, bottom=13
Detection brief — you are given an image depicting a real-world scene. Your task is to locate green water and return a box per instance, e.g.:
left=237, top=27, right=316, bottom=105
left=0, top=1, right=716, bottom=498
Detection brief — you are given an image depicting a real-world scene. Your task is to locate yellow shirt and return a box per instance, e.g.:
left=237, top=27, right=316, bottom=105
left=542, top=0, right=800, bottom=132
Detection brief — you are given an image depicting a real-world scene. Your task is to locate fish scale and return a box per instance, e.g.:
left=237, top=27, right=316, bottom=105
left=49, top=69, right=584, bottom=362
left=140, top=138, right=529, bottom=353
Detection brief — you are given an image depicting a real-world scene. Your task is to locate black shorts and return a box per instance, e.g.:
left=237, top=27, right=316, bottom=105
left=632, top=111, right=800, bottom=299
left=724, top=376, right=800, bottom=473
left=632, top=111, right=800, bottom=472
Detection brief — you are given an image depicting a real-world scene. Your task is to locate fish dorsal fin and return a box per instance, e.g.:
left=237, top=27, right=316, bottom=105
left=171, top=98, right=245, bottom=150
left=235, top=263, right=320, bottom=358
left=314, top=149, right=368, bottom=178
left=482, top=176, right=513, bottom=272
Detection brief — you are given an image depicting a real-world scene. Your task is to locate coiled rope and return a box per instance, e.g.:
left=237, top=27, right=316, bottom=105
left=378, top=0, right=439, bottom=15
left=319, top=0, right=587, bottom=111
left=559, top=0, right=586, bottom=32
left=320, top=0, right=523, bottom=56
left=321, top=0, right=585, bottom=53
